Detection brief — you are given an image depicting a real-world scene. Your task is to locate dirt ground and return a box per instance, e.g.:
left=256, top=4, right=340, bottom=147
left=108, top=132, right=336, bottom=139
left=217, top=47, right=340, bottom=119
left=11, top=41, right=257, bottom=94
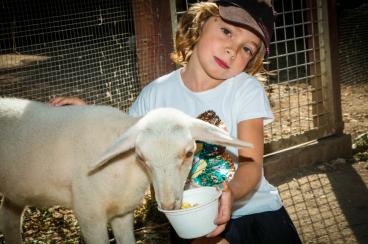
left=276, top=160, right=368, bottom=244
left=274, top=158, right=368, bottom=244
left=340, top=84, right=368, bottom=139
left=0, top=83, right=367, bottom=244
left=272, top=82, right=368, bottom=244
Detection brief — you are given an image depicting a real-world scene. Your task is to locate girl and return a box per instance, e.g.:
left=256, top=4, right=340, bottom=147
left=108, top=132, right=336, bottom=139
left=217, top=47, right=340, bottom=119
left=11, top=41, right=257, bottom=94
left=50, top=1, right=301, bottom=243
left=129, top=1, right=301, bottom=243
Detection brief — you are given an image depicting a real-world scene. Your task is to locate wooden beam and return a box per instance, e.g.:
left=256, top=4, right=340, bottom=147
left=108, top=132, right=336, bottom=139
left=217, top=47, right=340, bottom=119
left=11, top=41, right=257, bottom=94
left=265, top=134, right=352, bottom=182
left=325, top=0, right=344, bottom=135
left=132, top=0, right=175, bottom=88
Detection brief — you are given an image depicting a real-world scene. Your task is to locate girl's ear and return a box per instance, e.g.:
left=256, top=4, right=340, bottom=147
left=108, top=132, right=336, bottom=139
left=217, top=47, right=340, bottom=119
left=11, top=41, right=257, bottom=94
left=199, top=20, right=206, bottom=32
left=199, top=15, right=213, bottom=32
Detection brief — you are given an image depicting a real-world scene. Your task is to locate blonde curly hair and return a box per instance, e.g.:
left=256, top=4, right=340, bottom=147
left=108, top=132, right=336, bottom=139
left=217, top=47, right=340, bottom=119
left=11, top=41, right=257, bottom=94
left=170, top=2, right=267, bottom=77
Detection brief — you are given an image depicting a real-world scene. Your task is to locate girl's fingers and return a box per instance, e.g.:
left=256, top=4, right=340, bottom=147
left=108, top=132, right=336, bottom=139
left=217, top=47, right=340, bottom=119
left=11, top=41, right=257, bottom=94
left=48, top=97, right=86, bottom=106
left=207, top=182, right=233, bottom=237
left=207, top=224, right=226, bottom=238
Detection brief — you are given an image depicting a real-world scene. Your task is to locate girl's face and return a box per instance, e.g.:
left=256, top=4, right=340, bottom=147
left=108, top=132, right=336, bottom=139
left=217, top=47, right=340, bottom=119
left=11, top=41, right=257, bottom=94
left=191, top=16, right=261, bottom=81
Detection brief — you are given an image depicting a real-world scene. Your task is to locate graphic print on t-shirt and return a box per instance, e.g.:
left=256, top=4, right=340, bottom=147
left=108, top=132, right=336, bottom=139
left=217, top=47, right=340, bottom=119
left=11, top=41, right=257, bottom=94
left=188, top=110, right=235, bottom=188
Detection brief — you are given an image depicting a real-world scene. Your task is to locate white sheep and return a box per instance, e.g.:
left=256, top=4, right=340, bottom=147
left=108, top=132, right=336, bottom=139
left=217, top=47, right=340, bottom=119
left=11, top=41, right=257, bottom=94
left=0, top=98, right=252, bottom=244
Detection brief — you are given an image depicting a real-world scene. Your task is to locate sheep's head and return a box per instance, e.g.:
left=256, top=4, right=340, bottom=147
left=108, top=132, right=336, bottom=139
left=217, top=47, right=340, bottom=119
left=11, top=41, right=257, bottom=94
left=89, top=108, right=252, bottom=210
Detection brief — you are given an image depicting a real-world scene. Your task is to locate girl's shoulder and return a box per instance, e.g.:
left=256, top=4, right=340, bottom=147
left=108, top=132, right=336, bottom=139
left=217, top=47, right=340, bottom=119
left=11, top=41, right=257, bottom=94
left=138, top=69, right=180, bottom=96
left=147, top=69, right=180, bottom=88
left=128, top=69, right=181, bottom=116
left=230, top=72, right=265, bottom=93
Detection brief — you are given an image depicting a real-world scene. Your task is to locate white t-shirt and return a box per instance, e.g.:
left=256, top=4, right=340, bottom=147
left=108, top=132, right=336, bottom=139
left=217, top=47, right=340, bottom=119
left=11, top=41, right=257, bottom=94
left=129, top=69, right=283, bottom=217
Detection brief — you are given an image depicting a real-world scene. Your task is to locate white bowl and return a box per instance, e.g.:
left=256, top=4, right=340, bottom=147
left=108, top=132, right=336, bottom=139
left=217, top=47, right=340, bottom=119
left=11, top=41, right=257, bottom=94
left=158, top=187, right=221, bottom=239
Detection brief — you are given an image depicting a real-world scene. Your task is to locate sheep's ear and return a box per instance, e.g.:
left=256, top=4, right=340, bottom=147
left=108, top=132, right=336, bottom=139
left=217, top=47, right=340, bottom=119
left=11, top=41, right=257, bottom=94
left=88, top=126, right=139, bottom=174
left=190, top=119, right=253, bottom=149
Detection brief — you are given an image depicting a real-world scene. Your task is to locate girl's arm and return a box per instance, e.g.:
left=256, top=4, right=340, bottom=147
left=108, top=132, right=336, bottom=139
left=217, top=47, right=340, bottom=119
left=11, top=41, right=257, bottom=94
left=229, top=118, right=264, bottom=200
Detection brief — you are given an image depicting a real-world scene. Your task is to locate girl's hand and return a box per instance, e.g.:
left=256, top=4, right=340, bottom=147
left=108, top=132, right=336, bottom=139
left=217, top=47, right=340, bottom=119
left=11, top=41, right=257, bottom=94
left=207, top=182, right=233, bottom=237
left=48, top=97, right=86, bottom=106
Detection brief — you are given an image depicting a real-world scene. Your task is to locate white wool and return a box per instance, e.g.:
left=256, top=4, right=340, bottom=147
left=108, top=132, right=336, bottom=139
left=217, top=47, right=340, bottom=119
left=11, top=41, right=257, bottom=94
left=0, top=98, right=251, bottom=244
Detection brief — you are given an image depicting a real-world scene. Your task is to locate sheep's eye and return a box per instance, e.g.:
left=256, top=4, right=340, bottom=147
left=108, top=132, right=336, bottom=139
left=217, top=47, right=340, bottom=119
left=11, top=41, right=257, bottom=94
left=185, top=151, right=194, bottom=158
left=243, top=46, right=254, bottom=56
left=136, top=152, right=145, bottom=162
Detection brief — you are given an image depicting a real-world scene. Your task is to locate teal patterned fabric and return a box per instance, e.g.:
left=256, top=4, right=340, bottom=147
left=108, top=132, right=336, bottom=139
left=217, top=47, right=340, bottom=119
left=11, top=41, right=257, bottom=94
left=188, top=141, right=235, bottom=188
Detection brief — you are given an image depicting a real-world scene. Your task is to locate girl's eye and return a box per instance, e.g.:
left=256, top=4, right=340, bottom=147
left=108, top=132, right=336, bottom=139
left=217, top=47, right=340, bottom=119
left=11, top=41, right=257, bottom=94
left=243, top=46, right=254, bottom=56
left=221, top=27, right=231, bottom=36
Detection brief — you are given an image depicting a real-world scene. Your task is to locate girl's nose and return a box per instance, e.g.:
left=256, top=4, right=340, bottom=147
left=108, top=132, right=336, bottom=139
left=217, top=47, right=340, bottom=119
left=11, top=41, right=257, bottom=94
left=226, top=47, right=235, bottom=59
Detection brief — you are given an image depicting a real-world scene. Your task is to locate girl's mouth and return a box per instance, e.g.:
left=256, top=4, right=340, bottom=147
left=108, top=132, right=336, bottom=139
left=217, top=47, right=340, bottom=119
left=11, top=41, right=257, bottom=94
left=214, top=56, right=229, bottom=69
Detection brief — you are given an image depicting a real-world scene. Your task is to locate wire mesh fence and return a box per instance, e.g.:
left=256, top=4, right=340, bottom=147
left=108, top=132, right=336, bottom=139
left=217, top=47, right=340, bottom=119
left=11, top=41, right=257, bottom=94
left=0, top=0, right=341, bottom=152
left=337, top=4, right=368, bottom=87
left=265, top=0, right=318, bottom=144
left=0, top=0, right=140, bottom=111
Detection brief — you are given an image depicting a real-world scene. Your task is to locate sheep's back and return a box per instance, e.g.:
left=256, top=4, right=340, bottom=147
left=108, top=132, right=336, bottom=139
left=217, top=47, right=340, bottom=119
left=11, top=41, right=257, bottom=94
left=0, top=98, right=137, bottom=207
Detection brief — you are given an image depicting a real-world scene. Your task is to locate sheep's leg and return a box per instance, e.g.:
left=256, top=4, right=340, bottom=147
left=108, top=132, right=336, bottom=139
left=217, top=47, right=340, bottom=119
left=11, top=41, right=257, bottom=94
left=75, top=211, right=110, bottom=244
left=110, top=212, right=135, bottom=244
left=0, top=197, right=24, bottom=244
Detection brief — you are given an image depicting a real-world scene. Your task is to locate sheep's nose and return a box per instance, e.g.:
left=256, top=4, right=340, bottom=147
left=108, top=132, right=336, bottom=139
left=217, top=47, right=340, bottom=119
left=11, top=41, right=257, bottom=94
left=174, top=198, right=182, bottom=209
left=161, top=202, right=176, bottom=210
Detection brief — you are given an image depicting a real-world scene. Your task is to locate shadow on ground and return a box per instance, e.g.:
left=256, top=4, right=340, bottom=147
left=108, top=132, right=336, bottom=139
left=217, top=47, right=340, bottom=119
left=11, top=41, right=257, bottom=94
left=273, top=160, right=368, bottom=244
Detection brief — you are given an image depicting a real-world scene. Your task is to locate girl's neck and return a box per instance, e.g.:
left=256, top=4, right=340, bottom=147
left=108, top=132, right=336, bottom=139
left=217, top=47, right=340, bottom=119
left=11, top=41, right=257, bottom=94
left=181, top=62, right=224, bottom=92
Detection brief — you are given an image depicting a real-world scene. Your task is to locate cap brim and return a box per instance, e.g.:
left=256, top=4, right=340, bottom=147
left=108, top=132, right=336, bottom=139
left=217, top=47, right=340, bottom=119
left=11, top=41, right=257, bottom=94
left=218, top=4, right=265, bottom=44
